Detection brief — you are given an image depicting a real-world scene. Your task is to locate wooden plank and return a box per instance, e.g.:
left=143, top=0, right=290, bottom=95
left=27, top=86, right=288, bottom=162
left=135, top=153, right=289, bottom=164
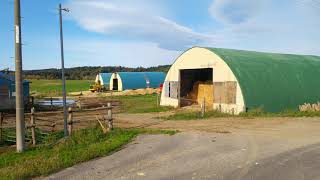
left=225, top=82, right=237, bottom=104
left=169, top=81, right=179, bottom=99
left=213, top=81, right=237, bottom=104
left=164, top=82, right=170, bottom=97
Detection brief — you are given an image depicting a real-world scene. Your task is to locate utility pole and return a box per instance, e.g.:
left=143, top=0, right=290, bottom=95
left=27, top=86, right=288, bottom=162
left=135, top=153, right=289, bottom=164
left=59, top=4, right=69, bottom=137
left=14, top=0, right=25, bottom=152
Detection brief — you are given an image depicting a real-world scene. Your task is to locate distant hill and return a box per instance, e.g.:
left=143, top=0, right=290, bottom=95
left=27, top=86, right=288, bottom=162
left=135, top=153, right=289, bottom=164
left=23, top=65, right=171, bottom=80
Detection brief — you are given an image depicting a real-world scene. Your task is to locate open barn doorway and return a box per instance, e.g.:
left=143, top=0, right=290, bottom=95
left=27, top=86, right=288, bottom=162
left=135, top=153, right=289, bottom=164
left=112, top=78, right=118, bottom=91
left=180, top=68, right=213, bottom=107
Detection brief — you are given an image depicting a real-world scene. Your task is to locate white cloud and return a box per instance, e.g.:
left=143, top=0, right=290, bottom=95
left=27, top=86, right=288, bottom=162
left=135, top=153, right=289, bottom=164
left=208, top=0, right=320, bottom=55
left=64, top=39, right=181, bottom=68
left=209, top=0, right=266, bottom=24
left=295, top=0, right=320, bottom=19
left=67, top=0, right=217, bottom=51
left=62, top=0, right=320, bottom=70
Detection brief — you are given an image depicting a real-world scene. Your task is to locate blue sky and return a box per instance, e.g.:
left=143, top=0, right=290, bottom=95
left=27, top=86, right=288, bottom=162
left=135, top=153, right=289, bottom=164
left=1, top=0, right=319, bottom=70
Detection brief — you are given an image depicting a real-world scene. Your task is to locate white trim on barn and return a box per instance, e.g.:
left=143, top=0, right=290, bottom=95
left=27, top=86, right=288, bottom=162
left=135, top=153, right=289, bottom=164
left=160, top=47, right=245, bottom=114
left=95, top=74, right=101, bottom=84
left=110, top=73, right=123, bottom=91
left=95, top=74, right=105, bottom=86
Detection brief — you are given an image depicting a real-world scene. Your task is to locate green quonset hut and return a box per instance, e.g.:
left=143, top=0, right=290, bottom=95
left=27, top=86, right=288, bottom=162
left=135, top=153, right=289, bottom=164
left=160, top=47, right=320, bottom=113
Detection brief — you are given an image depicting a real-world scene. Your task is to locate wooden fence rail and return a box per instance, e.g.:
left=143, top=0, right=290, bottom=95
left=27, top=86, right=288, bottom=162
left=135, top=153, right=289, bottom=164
left=30, top=107, right=36, bottom=145
left=0, top=105, right=114, bottom=145
left=107, top=103, right=113, bottom=131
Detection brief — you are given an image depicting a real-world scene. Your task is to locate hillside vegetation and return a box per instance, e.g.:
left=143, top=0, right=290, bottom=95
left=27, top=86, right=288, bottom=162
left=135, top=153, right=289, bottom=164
left=24, top=65, right=170, bottom=80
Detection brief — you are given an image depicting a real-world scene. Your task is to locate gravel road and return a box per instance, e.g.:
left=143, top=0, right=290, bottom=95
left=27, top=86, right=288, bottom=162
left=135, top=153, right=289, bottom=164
left=45, top=116, right=320, bottom=180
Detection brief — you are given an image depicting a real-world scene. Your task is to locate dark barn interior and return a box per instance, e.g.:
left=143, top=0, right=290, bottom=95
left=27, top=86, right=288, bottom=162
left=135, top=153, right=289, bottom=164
left=112, top=78, right=118, bottom=91
left=180, top=68, right=213, bottom=106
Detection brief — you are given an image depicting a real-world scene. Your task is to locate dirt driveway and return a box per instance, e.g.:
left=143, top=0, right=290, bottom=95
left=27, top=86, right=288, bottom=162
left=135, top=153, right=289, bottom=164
left=46, top=114, right=320, bottom=180
left=114, top=113, right=320, bottom=135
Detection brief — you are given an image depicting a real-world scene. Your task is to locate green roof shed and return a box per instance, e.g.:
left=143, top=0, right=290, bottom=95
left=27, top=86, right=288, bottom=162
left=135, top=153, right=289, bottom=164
left=161, top=47, right=320, bottom=113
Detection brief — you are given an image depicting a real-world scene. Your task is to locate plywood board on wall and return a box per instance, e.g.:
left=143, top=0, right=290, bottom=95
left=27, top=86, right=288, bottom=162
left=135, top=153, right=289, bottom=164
left=170, top=81, right=179, bottom=99
left=213, top=81, right=237, bottom=104
left=164, top=81, right=179, bottom=99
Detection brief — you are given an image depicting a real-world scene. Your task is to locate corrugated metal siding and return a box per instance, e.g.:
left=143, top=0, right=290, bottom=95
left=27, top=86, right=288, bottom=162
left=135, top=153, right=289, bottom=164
left=207, top=48, right=320, bottom=112
left=118, top=72, right=165, bottom=90
left=99, top=73, right=112, bottom=86
left=23, top=83, right=30, bottom=98
left=0, top=73, right=30, bottom=110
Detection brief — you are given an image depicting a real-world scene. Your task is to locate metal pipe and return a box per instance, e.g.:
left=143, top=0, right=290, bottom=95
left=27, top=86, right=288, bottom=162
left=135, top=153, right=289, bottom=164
left=59, top=3, right=68, bottom=137
left=14, top=0, right=26, bottom=152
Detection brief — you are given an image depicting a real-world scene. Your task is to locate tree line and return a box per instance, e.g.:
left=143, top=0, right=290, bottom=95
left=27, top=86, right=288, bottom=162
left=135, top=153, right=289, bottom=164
left=23, top=65, right=170, bottom=80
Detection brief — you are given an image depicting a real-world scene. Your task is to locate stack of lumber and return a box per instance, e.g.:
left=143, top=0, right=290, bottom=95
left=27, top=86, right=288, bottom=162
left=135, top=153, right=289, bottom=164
left=299, top=102, right=320, bottom=112
left=188, top=81, right=213, bottom=108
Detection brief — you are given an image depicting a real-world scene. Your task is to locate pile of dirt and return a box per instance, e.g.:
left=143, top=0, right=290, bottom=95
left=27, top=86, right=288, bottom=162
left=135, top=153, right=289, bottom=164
left=188, top=81, right=213, bottom=108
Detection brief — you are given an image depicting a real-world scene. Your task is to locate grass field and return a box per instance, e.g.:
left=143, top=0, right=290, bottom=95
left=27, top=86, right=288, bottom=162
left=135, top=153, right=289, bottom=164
left=0, top=127, right=177, bottom=179
left=162, top=109, right=320, bottom=120
left=110, top=94, right=173, bottom=113
left=29, top=79, right=92, bottom=97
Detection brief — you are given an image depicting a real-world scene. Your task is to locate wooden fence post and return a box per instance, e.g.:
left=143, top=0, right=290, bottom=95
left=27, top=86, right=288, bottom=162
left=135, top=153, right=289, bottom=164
left=30, top=107, right=36, bottom=145
left=157, top=93, right=160, bottom=107
left=107, top=103, right=113, bottom=131
left=201, top=97, right=206, bottom=118
left=78, top=97, right=82, bottom=110
left=31, top=96, right=34, bottom=107
left=68, top=107, right=73, bottom=135
left=0, top=112, right=4, bottom=143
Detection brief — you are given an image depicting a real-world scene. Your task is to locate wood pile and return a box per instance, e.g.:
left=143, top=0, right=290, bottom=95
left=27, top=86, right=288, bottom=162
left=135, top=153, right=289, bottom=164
left=188, top=81, right=213, bottom=108
left=299, top=102, right=320, bottom=112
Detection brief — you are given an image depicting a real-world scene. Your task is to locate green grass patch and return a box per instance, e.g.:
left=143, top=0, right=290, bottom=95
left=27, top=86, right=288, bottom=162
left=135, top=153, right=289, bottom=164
left=162, top=109, right=320, bottom=120
left=163, top=111, right=229, bottom=120
left=239, top=109, right=320, bottom=118
left=0, top=127, right=177, bottom=179
left=110, top=94, right=173, bottom=113
left=29, top=79, right=92, bottom=97
left=0, top=128, right=50, bottom=147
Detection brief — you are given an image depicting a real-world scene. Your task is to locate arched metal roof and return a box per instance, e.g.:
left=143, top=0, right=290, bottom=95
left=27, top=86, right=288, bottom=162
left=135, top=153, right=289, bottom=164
left=0, top=72, right=29, bottom=84
left=206, top=48, right=320, bottom=112
left=98, top=73, right=112, bottom=85
left=117, top=72, right=165, bottom=90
